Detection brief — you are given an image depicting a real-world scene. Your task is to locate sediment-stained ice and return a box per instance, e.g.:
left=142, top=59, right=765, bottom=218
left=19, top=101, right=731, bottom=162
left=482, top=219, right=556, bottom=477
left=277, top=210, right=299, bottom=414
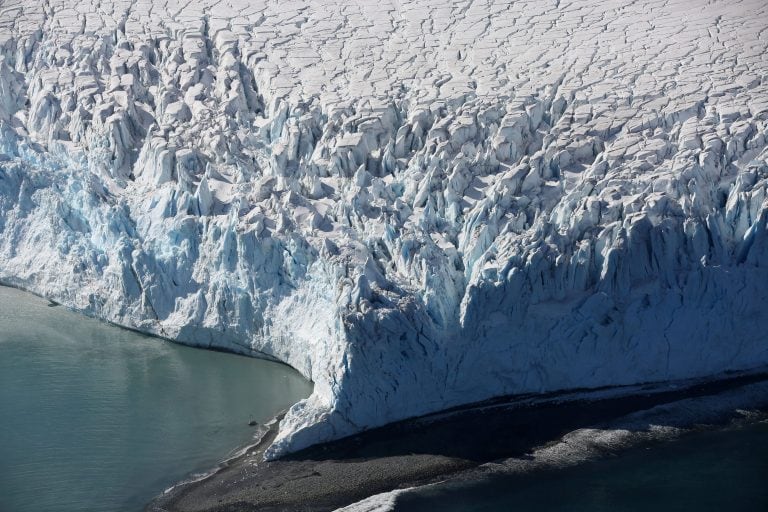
left=1, top=0, right=768, bottom=457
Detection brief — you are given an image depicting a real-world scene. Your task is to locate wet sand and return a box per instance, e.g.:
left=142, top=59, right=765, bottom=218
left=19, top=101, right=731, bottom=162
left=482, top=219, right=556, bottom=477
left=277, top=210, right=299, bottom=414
left=147, top=370, right=768, bottom=512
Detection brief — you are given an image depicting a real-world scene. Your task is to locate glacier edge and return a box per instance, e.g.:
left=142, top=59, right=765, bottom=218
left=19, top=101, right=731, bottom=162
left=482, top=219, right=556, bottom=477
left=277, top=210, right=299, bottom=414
left=1, top=0, right=768, bottom=458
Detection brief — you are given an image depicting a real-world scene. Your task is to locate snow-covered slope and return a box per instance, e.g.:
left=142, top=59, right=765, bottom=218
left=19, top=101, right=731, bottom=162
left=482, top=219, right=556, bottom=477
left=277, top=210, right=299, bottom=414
left=1, top=0, right=768, bottom=458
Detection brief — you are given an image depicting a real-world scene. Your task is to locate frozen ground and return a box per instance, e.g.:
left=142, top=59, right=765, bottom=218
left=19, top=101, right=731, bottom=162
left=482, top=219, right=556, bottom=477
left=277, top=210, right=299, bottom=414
left=1, top=0, right=768, bottom=457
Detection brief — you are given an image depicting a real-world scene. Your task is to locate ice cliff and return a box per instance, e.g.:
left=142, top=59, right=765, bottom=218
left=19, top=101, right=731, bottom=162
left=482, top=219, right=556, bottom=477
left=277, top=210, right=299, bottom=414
left=1, top=0, right=768, bottom=458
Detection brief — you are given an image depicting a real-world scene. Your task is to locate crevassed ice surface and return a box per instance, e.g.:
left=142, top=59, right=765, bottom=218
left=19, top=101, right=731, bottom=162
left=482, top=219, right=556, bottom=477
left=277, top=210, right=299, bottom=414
left=1, top=0, right=767, bottom=458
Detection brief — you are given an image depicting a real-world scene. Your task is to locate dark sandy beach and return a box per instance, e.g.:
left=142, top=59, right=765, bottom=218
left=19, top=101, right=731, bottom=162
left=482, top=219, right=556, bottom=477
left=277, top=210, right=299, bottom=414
left=147, top=370, right=768, bottom=512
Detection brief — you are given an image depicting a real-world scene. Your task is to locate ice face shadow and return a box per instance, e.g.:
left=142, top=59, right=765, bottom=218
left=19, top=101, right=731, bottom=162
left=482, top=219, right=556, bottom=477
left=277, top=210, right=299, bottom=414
left=284, top=371, right=768, bottom=464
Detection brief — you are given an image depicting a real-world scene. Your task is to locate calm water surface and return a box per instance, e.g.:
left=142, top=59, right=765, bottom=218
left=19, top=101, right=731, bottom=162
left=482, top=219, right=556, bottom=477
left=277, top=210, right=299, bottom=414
left=397, top=421, right=768, bottom=512
left=0, top=286, right=312, bottom=512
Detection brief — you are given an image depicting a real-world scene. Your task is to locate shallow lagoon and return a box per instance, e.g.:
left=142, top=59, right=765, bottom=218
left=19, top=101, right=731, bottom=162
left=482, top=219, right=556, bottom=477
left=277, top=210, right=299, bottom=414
left=0, top=286, right=312, bottom=512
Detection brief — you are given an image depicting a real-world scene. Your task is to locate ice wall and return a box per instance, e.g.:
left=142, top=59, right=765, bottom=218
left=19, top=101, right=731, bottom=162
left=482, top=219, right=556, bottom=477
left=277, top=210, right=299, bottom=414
left=1, top=0, right=767, bottom=457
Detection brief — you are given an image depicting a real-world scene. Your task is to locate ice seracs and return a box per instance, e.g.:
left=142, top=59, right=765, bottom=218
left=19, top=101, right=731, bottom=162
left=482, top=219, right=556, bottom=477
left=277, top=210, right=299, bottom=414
left=1, top=0, right=768, bottom=458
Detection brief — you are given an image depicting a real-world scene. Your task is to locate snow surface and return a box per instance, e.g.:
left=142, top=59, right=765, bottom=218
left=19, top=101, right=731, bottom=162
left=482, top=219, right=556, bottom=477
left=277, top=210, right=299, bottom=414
left=1, top=0, right=768, bottom=457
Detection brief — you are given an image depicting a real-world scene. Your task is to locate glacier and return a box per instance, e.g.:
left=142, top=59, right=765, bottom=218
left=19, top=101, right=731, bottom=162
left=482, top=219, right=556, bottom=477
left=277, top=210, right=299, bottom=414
left=1, top=0, right=768, bottom=458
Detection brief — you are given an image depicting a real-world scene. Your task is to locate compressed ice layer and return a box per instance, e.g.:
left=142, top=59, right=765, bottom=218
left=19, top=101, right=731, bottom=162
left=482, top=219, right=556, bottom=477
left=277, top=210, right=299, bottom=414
left=1, top=0, right=768, bottom=458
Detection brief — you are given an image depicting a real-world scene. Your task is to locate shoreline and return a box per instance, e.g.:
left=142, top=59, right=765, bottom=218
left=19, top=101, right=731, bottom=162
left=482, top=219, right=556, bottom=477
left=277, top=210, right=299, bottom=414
left=0, top=283, right=304, bottom=372
left=147, top=368, right=768, bottom=512
left=5, top=283, right=765, bottom=511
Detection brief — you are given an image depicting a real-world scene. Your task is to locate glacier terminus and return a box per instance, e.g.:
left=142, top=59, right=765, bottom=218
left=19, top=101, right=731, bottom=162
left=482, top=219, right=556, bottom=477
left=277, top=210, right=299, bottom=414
left=1, top=0, right=768, bottom=461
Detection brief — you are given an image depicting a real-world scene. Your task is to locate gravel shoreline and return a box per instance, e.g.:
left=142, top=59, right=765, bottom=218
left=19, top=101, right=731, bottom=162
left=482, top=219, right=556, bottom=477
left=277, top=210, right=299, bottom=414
left=147, top=370, right=768, bottom=512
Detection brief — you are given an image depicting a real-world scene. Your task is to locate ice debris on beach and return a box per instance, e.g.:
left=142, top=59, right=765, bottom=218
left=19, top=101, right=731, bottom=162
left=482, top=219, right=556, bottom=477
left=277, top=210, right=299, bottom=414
left=333, top=488, right=413, bottom=512
left=1, top=0, right=768, bottom=457
left=334, top=380, right=768, bottom=512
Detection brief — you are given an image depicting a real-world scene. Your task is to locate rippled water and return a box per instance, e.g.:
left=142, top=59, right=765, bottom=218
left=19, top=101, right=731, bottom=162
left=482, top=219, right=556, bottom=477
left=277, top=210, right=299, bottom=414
left=396, top=422, right=768, bottom=512
left=0, top=286, right=312, bottom=512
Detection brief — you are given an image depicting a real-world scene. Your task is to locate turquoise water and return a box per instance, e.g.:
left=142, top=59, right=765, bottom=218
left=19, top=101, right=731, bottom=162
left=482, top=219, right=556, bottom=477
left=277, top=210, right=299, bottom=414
left=0, top=286, right=312, bottom=512
left=396, top=421, right=768, bottom=512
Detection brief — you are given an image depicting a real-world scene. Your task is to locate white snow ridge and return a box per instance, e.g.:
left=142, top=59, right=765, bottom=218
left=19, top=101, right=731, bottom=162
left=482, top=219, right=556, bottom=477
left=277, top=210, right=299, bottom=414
left=1, top=0, right=768, bottom=458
